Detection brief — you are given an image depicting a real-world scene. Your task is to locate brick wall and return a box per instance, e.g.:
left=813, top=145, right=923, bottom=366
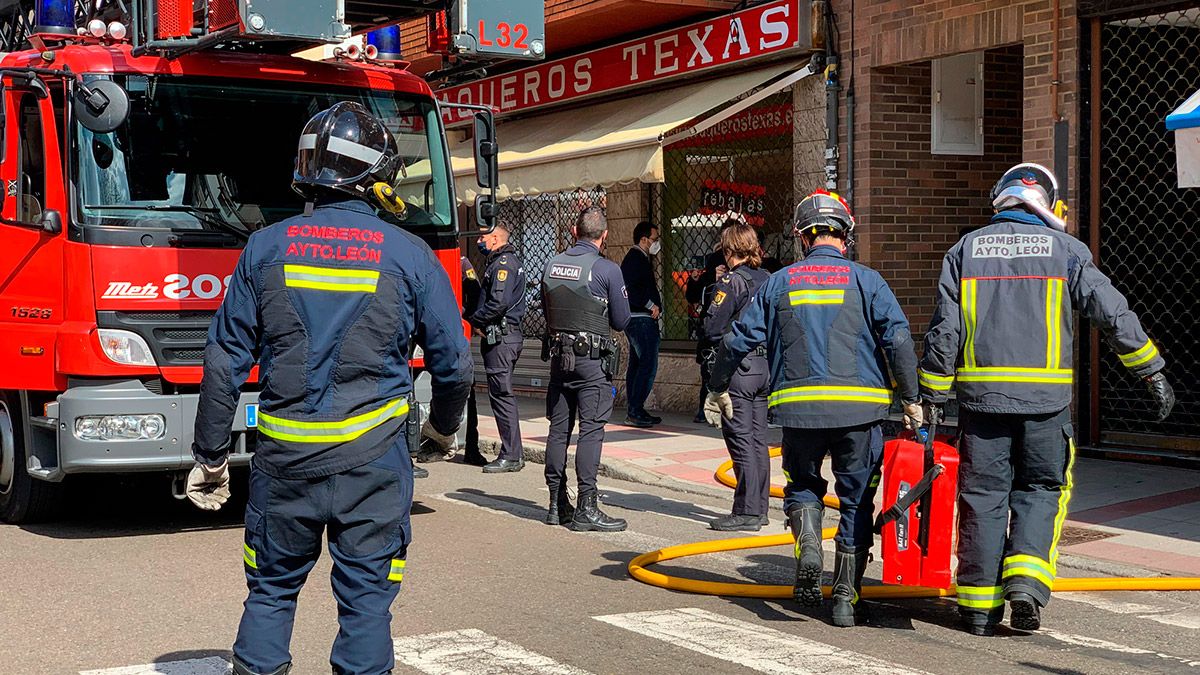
left=867, top=47, right=1024, bottom=329
left=834, top=0, right=1079, bottom=329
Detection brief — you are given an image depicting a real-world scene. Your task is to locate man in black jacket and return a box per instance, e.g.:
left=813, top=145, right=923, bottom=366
left=620, top=221, right=662, bottom=427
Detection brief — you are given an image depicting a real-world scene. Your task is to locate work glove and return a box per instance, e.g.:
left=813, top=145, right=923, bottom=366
left=703, top=391, right=734, bottom=429
left=186, top=460, right=231, bottom=512
left=419, top=419, right=458, bottom=460
left=1145, top=372, right=1176, bottom=422
left=902, top=401, right=924, bottom=431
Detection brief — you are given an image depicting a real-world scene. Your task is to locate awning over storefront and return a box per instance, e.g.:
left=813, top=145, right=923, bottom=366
left=449, top=60, right=813, bottom=201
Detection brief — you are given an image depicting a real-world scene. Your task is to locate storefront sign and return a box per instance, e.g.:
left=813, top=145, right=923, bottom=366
left=700, top=180, right=768, bottom=227
left=671, top=103, right=794, bottom=149
left=438, top=0, right=808, bottom=125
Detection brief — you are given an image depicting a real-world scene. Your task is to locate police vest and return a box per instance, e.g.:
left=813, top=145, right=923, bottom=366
left=543, top=250, right=611, bottom=336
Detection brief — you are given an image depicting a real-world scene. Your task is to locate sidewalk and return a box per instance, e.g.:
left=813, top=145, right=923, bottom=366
left=471, top=393, right=1200, bottom=577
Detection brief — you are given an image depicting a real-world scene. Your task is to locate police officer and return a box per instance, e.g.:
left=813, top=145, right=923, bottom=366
left=184, top=102, right=471, bottom=675
left=919, top=163, right=1176, bottom=636
left=458, top=256, right=489, bottom=467
left=705, top=191, right=921, bottom=627
left=702, top=221, right=771, bottom=532
left=466, top=221, right=528, bottom=472
left=541, top=206, right=632, bottom=531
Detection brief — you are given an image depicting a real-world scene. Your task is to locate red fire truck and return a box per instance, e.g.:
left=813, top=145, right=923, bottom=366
left=0, top=0, right=518, bottom=522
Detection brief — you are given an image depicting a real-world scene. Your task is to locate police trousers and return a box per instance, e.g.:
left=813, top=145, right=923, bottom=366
left=483, top=331, right=524, bottom=461
left=781, top=423, right=883, bottom=550
left=234, top=438, right=412, bottom=675
left=544, top=355, right=614, bottom=496
left=721, top=356, right=770, bottom=517
left=956, top=407, right=1075, bottom=626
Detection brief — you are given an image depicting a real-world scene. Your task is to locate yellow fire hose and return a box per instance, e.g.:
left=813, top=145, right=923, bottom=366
left=627, top=447, right=1200, bottom=597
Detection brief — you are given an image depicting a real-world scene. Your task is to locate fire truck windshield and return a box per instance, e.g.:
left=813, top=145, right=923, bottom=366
left=74, top=74, right=455, bottom=242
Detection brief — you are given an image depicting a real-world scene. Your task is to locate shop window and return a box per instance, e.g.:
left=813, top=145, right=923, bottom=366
left=932, top=52, right=984, bottom=156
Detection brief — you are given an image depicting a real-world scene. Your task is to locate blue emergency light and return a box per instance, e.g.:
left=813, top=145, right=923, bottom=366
left=367, top=25, right=402, bottom=62
left=35, top=0, right=76, bottom=34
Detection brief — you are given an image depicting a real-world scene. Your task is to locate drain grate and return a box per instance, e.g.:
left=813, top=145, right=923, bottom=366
left=1056, top=525, right=1117, bottom=547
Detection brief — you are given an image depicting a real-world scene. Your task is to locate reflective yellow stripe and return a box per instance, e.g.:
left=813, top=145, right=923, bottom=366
left=1003, top=555, right=1056, bottom=589
left=789, top=289, right=846, bottom=305
left=956, top=585, right=1003, bottom=609
left=919, top=370, right=955, bottom=391
left=1049, top=438, right=1077, bottom=570
left=768, top=385, right=892, bottom=407
left=258, top=398, right=410, bottom=444
left=1045, top=279, right=1063, bottom=369
left=1119, top=340, right=1159, bottom=368
left=962, top=279, right=978, bottom=368
left=957, top=367, right=1072, bottom=384
left=782, top=469, right=793, bottom=483
left=388, top=559, right=406, bottom=582
left=243, top=543, right=257, bottom=570
left=284, top=264, right=380, bottom=293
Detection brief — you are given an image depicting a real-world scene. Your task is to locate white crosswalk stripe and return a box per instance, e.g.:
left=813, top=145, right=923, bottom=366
left=392, top=628, right=592, bottom=675
left=594, top=607, right=929, bottom=674
left=80, top=656, right=231, bottom=675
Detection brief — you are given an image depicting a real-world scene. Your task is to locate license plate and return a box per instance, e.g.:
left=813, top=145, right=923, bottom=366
left=245, top=404, right=258, bottom=428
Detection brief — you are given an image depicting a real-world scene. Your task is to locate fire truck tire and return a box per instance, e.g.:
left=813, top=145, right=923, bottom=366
left=0, top=393, right=62, bottom=524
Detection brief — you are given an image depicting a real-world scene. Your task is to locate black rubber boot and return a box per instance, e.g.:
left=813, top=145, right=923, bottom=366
left=831, top=545, right=865, bottom=627
left=1009, top=591, right=1042, bottom=631
left=545, top=486, right=576, bottom=526
left=788, top=505, right=824, bottom=607
left=569, top=492, right=627, bottom=532
left=233, top=656, right=291, bottom=675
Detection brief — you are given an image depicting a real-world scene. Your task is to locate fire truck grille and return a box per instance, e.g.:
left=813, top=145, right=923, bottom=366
left=97, top=311, right=216, bottom=367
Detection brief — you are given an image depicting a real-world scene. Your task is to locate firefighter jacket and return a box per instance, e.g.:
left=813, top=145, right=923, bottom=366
left=466, top=243, right=526, bottom=332
left=710, top=244, right=920, bottom=429
left=919, top=209, right=1165, bottom=414
left=541, top=241, right=631, bottom=337
left=192, top=200, right=472, bottom=479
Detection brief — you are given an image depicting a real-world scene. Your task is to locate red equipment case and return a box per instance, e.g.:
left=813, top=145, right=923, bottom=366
left=879, top=434, right=960, bottom=589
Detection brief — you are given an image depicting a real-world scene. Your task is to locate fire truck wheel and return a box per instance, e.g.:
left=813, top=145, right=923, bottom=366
left=0, top=393, right=62, bottom=524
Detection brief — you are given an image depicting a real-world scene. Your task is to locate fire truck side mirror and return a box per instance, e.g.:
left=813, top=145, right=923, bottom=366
left=474, top=194, right=497, bottom=230
left=473, top=111, right=497, bottom=189
left=74, top=80, right=130, bottom=134
left=39, top=210, right=62, bottom=235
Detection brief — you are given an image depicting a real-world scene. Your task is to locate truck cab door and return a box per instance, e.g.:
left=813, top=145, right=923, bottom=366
left=0, top=82, right=68, bottom=390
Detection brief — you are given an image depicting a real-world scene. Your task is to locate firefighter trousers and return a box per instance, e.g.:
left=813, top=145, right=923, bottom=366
left=955, top=407, right=1075, bottom=626
left=233, top=438, right=412, bottom=675
left=721, top=356, right=770, bottom=517
left=780, top=422, right=883, bottom=550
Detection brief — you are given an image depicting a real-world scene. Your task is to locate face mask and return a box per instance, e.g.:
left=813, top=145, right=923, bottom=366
left=477, top=240, right=490, bottom=255
left=648, top=240, right=662, bottom=256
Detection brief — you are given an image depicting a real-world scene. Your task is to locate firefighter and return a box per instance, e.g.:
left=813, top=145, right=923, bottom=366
left=705, top=191, right=922, bottom=627
left=468, top=221, right=528, bottom=473
left=458, top=255, right=489, bottom=467
left=184, top=102, right=471, bottom=675
left=920, top=163, right=1176, bottom=636
left=701, top=221, right=771, bottom=532
left=541, top=206, right=632, bottom=531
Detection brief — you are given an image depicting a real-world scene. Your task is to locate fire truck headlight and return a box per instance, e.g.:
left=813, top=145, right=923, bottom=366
left=87, top=19, right=107, bottom=38
left=107, top=22, right=127, bottom=40
left=97, top=329, right=156, bottom=367
left=74, top=414, right=166, bottom=441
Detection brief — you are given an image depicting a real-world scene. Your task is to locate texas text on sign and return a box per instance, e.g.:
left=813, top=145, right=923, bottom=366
left=438, top=0, right=807, bottom=125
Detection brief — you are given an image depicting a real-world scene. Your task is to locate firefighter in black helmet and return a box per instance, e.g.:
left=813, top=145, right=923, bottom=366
left=706, top=190, right=921, bottom=627
left=920, top=162, right=1175, bottom=636
left=186, top=101, right=471, bottom=675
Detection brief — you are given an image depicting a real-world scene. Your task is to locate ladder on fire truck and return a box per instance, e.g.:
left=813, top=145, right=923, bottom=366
left=0, top=0, right=449, bottom=54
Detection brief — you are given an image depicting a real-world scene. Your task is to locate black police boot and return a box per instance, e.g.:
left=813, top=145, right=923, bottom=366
left=709, top=513, right=763, bottom=532
left=831, top=545, right=864, bottom=627
left=788, top=505, right=824, bottom=607
left=483, top=458, right=524, bottom=473
left=233, top=656, right=291, bottom=675
left=1009, top=591, right=1042, bottom=631
left=570, top=492, right=627, bottom=532
left=461, top=450, right=489, bottom=466
left=546, top=486, right=576, bottom=526
left=411, top=463, right=429, bottom=479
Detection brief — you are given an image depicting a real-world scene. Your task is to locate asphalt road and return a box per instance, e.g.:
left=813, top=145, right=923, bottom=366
left=3, top=461, right=1200, bottom=674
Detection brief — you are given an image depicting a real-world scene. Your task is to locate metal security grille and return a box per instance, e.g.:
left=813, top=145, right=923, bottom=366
left=465, top=188, right=607, bottom=339
left=651, top=88, right=799, bottom=347
left=1086, top=7, right=1200, bottom=448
